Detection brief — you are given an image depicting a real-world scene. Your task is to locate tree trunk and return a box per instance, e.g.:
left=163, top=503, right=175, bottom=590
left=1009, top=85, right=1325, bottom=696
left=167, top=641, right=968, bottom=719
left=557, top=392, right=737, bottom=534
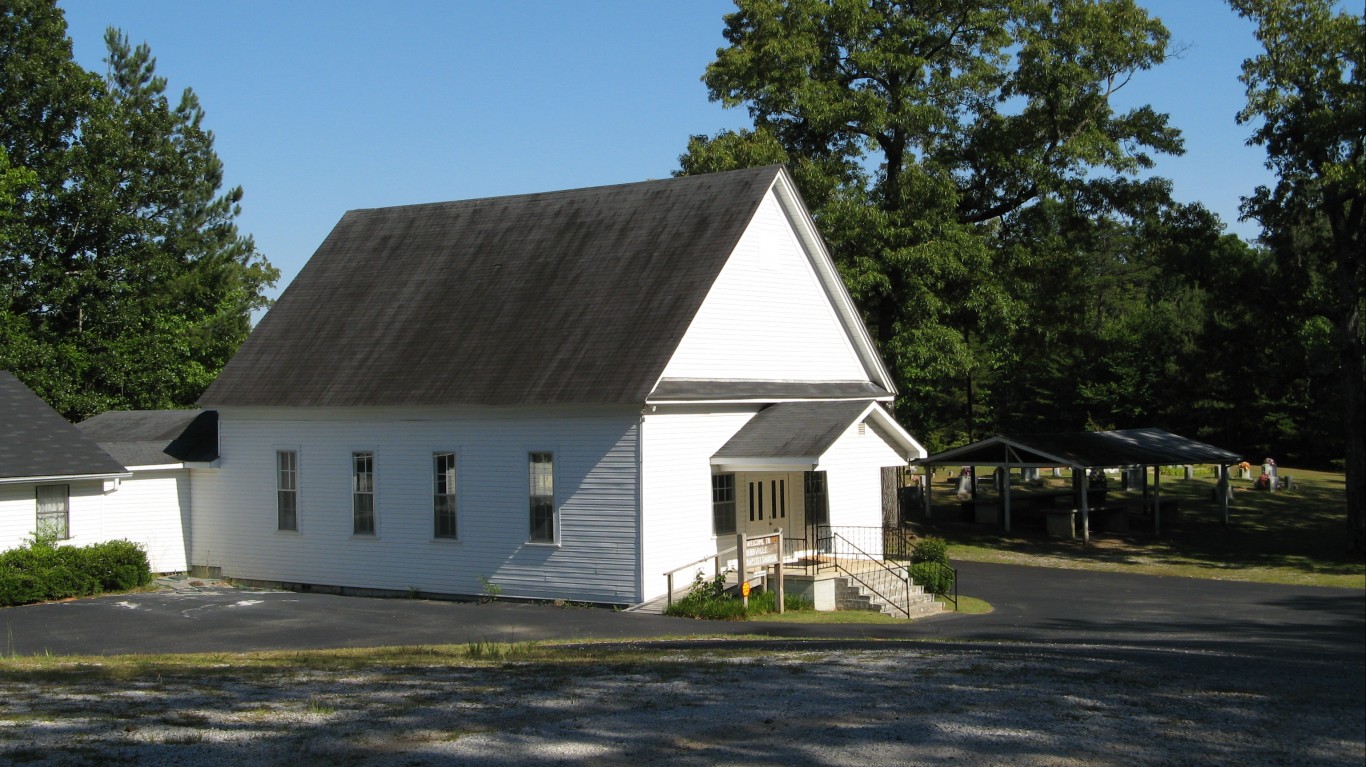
left=881, top=467, right=900, bottom=529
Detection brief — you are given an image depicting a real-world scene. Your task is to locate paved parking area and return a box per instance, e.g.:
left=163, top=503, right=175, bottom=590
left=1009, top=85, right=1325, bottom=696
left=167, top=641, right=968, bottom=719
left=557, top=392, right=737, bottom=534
left=3, top=562, right=1361, bottom=660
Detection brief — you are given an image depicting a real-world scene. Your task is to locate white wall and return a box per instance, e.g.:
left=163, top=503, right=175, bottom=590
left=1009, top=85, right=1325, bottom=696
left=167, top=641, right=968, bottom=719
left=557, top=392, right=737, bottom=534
left=101, top=469, right=191, bottom=573
left=639, top=405, right=759, bottom=601
left=660, top=190, right=868, bottom=383
left=1, top=479, right=109, bottom=551
left=190, top=405, right=642, bottom=604
left=817, top=418, right=910, bottom=558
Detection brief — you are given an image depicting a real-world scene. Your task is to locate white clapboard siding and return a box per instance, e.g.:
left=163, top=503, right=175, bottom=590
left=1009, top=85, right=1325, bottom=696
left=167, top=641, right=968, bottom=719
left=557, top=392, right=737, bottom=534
left=190, top=406, right=642, bottom=604
left=817, top=418, right=910, bottom=558
left=639, top=406, right=760, bottom=601
left=660, top=190, right=868, bottom=382
left=101, top=469, right=191, bottom=573
left=0, top=480, right=107, bottom=553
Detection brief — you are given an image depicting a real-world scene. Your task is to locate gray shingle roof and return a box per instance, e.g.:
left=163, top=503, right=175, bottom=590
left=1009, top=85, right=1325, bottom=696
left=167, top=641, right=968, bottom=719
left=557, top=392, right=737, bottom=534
left=649, top=379, right=891, bottom=402
left=714, top=400, right=881, bottom=460
left=201, top=166, right=786, bottom=407
left=0, top=371, right=128, bottom=481
left=913, top=428, right=1242, bottom=468
left=76, top=410, right=219, bottom=467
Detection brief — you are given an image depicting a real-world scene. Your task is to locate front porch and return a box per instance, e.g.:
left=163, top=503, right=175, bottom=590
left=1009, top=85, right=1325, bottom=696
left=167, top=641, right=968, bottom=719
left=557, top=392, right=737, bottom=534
left=640, top=526, right=955, bottom=618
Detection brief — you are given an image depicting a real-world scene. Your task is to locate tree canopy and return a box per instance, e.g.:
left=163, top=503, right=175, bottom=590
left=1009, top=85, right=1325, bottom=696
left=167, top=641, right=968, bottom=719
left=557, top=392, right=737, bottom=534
left=0, top=0, right=276, bottom=419
left=1230, top=0, right=1364, bottom=551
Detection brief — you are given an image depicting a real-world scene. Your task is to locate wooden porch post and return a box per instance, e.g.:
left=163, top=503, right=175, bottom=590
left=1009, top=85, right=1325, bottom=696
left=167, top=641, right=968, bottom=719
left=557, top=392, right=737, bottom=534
left=1003, top=447, right=1012, bottom=533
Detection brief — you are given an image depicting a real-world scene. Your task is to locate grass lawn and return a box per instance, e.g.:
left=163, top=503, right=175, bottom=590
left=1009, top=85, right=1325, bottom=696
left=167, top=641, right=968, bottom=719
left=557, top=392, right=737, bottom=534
left=918, top=466, right=1365, bottom=589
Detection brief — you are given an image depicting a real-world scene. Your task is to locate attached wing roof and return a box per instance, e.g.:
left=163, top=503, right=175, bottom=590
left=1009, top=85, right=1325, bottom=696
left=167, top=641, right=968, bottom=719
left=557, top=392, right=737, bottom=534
left=0, top=371, right=128, bottom=482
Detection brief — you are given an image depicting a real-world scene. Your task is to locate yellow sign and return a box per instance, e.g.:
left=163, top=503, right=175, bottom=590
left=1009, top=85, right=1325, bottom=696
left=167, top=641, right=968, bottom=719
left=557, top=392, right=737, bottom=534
left=741, top=581, right=751, bottom=597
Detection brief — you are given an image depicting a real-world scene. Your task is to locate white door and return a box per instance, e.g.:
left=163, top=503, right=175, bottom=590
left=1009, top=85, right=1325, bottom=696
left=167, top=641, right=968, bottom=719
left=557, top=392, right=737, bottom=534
left=738, top=472, right=804, bottom=538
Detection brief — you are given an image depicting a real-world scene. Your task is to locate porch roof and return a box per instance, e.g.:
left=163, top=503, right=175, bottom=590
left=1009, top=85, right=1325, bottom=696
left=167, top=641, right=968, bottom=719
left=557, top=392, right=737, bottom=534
left=711, top=400, right=925, bottom=470
left=911, top=428, right=1241, bottom=469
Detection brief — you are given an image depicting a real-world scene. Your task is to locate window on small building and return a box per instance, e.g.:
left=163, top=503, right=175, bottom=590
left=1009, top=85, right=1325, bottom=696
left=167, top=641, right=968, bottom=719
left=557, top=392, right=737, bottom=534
left=528, top=452, right=555, bottom=543
left=804, top=471, right=829, bottom=527
left=277, top=450, right=298, bottom=531
left=433, top=452, right=457, bottom=539
left=36, top=484, right=70, bottom=540
left=712, top=474, right=736, bottom=536
left=352, top=451, right=375, bottom=535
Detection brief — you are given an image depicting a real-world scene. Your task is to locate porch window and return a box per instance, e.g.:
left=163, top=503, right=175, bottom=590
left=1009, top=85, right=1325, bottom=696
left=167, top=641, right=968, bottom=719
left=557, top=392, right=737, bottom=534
left=277, top=450, right=298, bottom=531
left=353, top=451, right=375, bottom=535
left=529, top=452, right=555, bottom=543
left=712, top=474, right=736, bottom=535
left=804, top=471, right=829, bottom=526
left=36, top=484, right=70, bottom=540
left=433, top=452, right=457, bottom=539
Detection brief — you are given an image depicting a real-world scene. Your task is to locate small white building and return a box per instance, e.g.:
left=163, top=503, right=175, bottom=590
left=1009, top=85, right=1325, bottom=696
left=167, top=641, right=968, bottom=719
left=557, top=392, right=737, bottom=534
left=0, top=371, right=130, bottom=558
left=73, top=410, right=220, bottom=573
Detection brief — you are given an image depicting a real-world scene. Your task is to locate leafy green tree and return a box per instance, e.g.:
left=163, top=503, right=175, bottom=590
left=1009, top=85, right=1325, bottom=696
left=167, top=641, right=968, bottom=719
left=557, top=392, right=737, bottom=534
left=681, top=0, right=1183, bottom=449
left=0, top=1, right=276, bottom=419
left=1230, top=0, right=1364, bottom=551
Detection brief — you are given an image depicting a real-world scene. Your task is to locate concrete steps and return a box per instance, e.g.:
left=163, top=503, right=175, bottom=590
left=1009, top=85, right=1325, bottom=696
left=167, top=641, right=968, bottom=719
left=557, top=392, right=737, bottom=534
left=834, top=570, right=943, bottom=619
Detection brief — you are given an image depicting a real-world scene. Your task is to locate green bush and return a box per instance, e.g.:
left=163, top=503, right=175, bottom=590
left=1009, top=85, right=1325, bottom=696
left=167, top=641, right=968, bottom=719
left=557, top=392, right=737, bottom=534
left=664, top=570, right=811, bottom=620
left=80, top=539, right=153, bottom=591
left=910, top=561, right=955, bottom=596
left=0, top=537, right=151, bottom=607
left=911, top=536, right=949, bottom=565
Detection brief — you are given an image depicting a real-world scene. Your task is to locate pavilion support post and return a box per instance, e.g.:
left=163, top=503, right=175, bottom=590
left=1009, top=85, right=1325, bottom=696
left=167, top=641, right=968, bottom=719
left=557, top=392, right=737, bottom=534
left=1219, top=464, right=1231, bottom=525
left=1003, top=448, right=1012, bottom=533
left=1080, top=472, right=1090, bottom=545
left=923, top=468, right=933, bottom=521
left=1003, top=479, right=1012, bottom=532
left=1153, top=466, right=1162, bottom=535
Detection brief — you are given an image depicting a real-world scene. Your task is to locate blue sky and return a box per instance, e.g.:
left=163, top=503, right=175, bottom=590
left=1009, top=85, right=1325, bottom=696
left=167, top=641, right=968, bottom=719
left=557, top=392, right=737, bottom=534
left=57, top=1, right=1274, bottom=302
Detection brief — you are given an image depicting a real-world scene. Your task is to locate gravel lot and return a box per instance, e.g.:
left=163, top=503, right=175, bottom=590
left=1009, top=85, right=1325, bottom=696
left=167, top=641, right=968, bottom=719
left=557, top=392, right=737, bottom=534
left=3, top=640, right=1362, bottom=766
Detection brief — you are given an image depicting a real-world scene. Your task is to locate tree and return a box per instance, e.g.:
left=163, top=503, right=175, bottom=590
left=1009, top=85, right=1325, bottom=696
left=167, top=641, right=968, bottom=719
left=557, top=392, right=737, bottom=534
left=0, top=1, right=276, bottom=419
left=1229, top=0, right=1365, bottom=552
left=681, top=0, right=1183, bottom=449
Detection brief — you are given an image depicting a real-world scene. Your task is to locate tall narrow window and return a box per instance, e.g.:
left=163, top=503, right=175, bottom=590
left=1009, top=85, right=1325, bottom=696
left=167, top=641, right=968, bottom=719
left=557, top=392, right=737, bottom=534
left=352, top=451, right=375, bottom=535
left=528, top=452, right=555, bottom=543
left=277, top=450, right=298, bottom=531
left=433, top=452, right=457, bottom=539
left=36, top=484, right=69, bottom=540
left=712, top=474, right=736, bottom=536
left=804, top=471, right=829, bottom=526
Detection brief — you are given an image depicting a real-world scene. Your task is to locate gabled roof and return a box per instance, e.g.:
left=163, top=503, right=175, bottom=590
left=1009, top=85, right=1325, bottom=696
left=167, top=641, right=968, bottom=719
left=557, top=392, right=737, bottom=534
left=913, top=428, right=1241, bottom=468
left=0, top=371, right=129, bottom=484
left=201, top=166, right=797, bottom=408
left=713, top=400, right=925, bottom=470
left=76, top=410, right=219, bottom=468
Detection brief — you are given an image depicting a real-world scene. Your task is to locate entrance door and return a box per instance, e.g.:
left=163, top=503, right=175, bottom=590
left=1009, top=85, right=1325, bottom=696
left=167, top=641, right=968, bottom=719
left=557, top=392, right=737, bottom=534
left=738, top=472, right=804, bottom=538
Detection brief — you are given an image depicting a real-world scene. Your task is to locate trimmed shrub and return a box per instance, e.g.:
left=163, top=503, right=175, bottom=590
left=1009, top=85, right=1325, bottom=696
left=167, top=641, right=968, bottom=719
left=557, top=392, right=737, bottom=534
left=0, top=537, right=151, bottom=607
left=910, top=561, right=956, bottom=596
left=911, top=536, right=949, bottom=565
left=81, top=539, right=153, bottom=591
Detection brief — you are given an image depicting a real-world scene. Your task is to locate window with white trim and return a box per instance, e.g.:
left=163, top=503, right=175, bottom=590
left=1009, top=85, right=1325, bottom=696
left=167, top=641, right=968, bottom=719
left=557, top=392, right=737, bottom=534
left=352, top=451, right=375, bottom=535
left=528, top=452, right=555, bottom=543
left=433, top=452, right=457, bottom=539
left=277, top=450, right=298, bottom=531
left=36, top=484, right=69, bottom=540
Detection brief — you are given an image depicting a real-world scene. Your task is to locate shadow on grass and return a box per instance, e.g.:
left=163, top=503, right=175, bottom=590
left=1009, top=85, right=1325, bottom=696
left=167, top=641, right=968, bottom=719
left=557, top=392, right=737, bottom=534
left=921, top=468, right=1364, bottom=582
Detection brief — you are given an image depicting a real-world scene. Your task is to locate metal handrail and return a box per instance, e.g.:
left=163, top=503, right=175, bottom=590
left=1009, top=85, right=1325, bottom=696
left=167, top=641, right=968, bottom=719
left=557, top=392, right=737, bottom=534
left=828, top=532, right=912, bottom=618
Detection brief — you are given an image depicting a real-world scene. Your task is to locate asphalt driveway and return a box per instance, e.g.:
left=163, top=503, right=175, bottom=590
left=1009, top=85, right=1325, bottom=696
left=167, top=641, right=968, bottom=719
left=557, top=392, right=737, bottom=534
left=4, top=561, right=1362, bottom=662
